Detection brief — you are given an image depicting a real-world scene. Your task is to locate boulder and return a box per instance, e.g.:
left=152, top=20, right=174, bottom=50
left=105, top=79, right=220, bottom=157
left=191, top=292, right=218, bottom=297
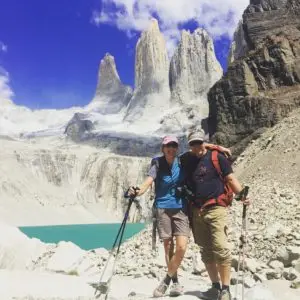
left=0, top=222, right=48, bottom=270
left=245, top=279, right=300, bottom=300
left=46, top=241, right=86, bottom=274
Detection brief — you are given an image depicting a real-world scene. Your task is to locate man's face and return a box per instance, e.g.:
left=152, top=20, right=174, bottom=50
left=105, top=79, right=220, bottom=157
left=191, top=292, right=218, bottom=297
left=189, top=140, right=205, bottom=154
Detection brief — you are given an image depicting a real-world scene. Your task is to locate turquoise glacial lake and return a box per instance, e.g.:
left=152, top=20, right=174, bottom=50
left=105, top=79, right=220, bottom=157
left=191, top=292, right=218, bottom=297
left=19, top=223, right=146, bottom=250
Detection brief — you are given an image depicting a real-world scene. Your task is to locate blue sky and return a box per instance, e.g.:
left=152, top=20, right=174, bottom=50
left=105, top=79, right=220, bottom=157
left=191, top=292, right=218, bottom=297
left=0, top=0, right=246, bottom=109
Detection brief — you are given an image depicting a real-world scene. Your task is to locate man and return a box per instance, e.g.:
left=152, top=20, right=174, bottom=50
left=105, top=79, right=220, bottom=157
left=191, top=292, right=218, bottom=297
left=181, top=130, right=250, bottom=300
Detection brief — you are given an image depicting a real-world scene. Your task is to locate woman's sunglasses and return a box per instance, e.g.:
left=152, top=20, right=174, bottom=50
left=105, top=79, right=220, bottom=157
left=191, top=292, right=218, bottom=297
left=165, top=142, right=178, bottom=148
left=189, top=140, right=204, bottom=147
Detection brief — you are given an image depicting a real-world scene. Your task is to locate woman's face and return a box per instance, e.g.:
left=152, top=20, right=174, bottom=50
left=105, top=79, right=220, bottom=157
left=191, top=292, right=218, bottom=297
left=162, top=142, right=178, bottom=159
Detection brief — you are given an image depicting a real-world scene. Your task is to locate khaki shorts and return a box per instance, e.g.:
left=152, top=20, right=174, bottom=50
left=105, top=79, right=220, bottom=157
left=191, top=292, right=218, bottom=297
left=192, top=206, right=231, bottom=266
left=156, top=208, right=190, bottom=240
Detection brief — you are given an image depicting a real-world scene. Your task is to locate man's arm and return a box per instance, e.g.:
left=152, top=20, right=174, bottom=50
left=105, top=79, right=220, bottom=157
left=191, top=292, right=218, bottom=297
left=225, top=173, right=243, bottom=194
left=225, top=173, right=251, bottom=205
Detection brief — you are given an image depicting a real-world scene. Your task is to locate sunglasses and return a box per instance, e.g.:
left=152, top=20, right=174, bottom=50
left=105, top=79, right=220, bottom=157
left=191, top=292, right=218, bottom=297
left=165, top=142, right=178, bottom=148
left=189, top=140, right=204, bottom=147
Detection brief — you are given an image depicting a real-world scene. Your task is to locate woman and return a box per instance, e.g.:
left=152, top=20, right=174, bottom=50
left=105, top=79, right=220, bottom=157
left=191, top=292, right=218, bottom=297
left=128, top=136, right=230, bottom=298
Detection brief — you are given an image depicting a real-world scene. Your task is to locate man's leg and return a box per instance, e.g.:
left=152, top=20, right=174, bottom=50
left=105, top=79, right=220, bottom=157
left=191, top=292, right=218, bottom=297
left=208, top=207, right=232, bottom=299
left=205, top=263, right=220, bottom=284
left=192, top=207, right=221, bottom=299
left=192, top=207, right=218, bottom=281
left=218, top=264, right=231, bottom=286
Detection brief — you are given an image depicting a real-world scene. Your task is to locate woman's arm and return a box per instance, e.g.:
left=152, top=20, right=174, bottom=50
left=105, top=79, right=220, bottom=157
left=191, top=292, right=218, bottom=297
left=205, top=143, right=232, bottom=157
left=129, top=176, right=154, bottom=197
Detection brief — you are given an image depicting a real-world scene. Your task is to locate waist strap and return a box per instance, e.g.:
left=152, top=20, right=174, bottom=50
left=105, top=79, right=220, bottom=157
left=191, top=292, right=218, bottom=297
left=194, top=193, right=228, bottom=210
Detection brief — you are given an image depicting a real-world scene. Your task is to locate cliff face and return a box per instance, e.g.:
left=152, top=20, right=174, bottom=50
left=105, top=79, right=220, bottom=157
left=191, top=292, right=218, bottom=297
left=208, top=0, right=300, bottom=152
left=227, top=21, right=249, bottom=64
left=0, top=138, right=151, bottom=225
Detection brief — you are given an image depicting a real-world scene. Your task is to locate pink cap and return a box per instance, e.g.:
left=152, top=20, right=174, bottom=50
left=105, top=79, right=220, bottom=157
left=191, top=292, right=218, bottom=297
left=162, top=136, right=179, bottom=145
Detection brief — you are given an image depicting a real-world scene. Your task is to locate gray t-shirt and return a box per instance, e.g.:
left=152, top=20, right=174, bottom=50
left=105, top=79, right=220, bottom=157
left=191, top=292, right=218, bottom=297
left=148, top=164, right=157, bottom=180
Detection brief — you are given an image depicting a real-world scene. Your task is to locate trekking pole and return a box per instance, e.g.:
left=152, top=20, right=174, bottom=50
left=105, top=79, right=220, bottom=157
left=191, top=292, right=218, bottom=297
left=151, top=204, right=158, bottom=256
left=234, top=186, right=249, bottom=300
left=94, top=188, right=139, bottom=299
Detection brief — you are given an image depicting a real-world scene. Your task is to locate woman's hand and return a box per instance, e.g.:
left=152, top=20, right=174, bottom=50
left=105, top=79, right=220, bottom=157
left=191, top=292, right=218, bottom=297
left=205, top=143, right=232, bottom=157
left=217, top=146, right=232, bottom=157
left=127, top=186, right=140, bottom=197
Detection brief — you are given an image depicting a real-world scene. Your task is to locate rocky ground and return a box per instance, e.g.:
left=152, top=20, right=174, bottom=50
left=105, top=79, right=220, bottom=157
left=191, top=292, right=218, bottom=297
left=107, top=109, right=300, bottom=291
left=1, top=109, right=300, bottom=299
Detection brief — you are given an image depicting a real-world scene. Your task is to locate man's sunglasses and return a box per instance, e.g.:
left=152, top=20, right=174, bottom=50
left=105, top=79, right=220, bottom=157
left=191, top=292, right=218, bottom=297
left=189, top=140, right=204, bottom=147
left=165, top=142, right=178, bottom=148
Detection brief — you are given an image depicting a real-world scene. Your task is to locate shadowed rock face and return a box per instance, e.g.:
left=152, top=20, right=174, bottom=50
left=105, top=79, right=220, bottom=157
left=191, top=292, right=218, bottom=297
left=208, top=0, right=300, bottom=154
left=243, top=0, right=300, bottom=50
left=65, top=113, right=94, bottom=142
left=246, top=0, right=288, bottom=13
left=227, top=21, right=249, bottom=65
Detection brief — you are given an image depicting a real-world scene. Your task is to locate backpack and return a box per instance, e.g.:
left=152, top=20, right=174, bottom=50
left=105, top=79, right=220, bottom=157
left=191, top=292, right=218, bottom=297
left=200, top=150, right=234, bottom=209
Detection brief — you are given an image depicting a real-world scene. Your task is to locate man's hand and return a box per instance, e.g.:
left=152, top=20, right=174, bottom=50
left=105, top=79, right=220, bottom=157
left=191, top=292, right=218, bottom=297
left=242, top=197, right=251, bottom=206
left=235, top=186, right=250, bottom=206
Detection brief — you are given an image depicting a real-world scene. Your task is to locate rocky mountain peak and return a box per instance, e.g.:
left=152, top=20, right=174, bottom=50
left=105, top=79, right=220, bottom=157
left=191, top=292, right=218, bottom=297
left=169, top=28, right=222, bottom=112
left=134, top=18, right=169, bottom=90
left=91, top=53, right=132, bottom=114
left=146, top=18, right=160, bottom=34
left=96, top=53, right=121, bottom=93
left=124, top=18, right=170, bottom=122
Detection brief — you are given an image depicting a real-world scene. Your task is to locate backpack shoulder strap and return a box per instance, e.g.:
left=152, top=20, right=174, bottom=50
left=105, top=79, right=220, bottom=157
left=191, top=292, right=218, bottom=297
left=151, top=157, right=159, bottom=167
left=211, top=150, right=222, bottom=178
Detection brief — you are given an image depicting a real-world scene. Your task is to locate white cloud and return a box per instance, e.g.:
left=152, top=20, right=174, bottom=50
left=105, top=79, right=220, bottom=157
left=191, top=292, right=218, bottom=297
left=0, top=67, right=14, bottom=104
left=0, top=41, right=8, bottom=53
left=92, top=0, right=249, bottom=53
